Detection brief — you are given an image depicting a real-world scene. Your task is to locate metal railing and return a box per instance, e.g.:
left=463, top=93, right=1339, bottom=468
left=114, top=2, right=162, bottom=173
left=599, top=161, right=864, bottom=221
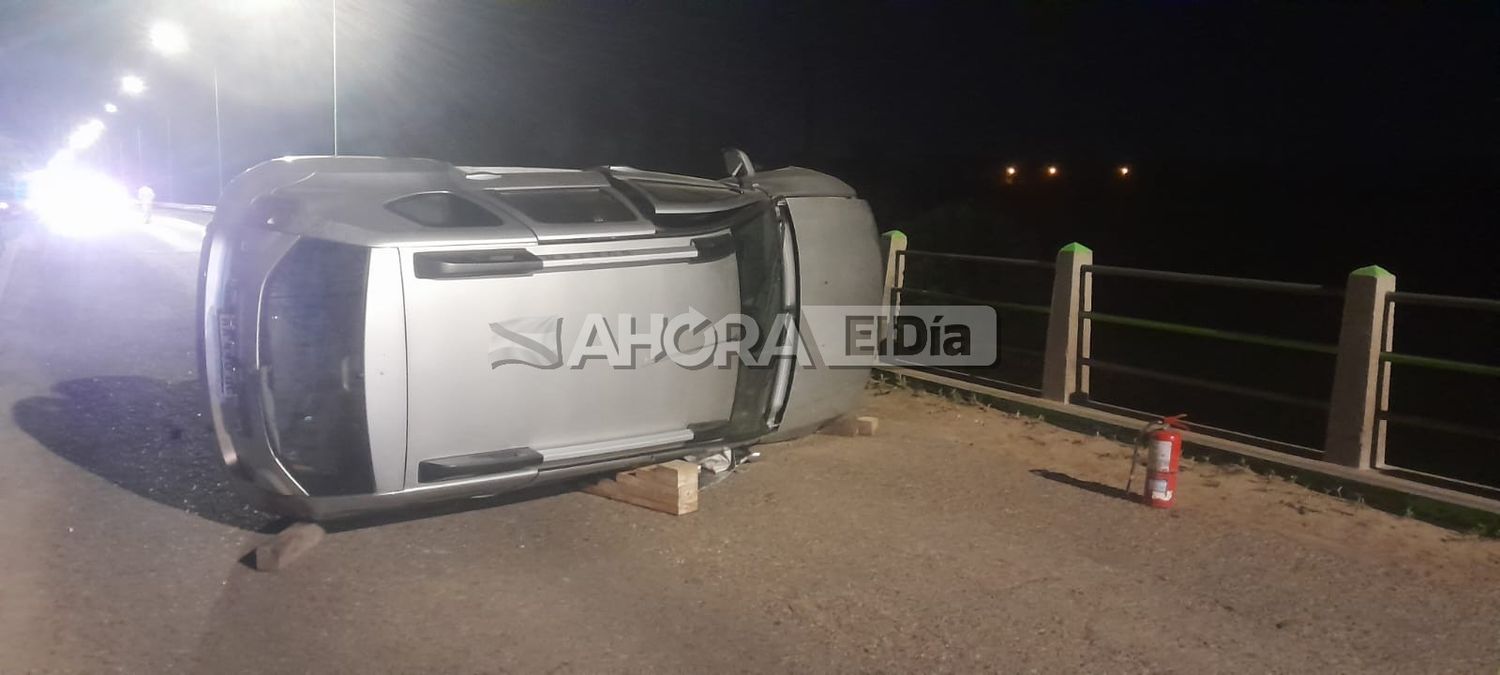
left=900, top=249, right=1056, bottom=271
left=893, top=249, right=1053, bottom=394
left=1077, top=264, right=1342, bottom=454
left=898, top=288, right=1052, bottom=318
left=878, top=233, right=1500, bottom=496
left=1376, top=292, right=1500, bottom=471
left=1082, top=264, right=1342, bottom=298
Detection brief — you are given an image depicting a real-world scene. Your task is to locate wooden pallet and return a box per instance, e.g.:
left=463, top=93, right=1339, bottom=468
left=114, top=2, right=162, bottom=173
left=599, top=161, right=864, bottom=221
left=583, top=460, right=700, bottom=515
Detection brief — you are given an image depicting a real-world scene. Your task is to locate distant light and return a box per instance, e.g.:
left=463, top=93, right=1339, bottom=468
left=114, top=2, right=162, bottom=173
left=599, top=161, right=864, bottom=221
left=149, top=21, right=189, bottom=56
left=67, top=119, right=106, bottom=151
left=103, top=102, right=119, bottom=114
left=23, top=162, right=137, bottom=237
left=1005, top=166, right=1017, bottom=176
left=1046, top=165, right=1059, bottom=177
left=1118, top=165, right=1131, bottom=177
left=120, top=74, right=147, bottom=96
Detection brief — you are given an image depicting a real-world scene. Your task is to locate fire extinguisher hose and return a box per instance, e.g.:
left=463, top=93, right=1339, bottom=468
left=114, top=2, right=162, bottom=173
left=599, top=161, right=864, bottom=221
left=1124, top=420, right=1155, bottom=495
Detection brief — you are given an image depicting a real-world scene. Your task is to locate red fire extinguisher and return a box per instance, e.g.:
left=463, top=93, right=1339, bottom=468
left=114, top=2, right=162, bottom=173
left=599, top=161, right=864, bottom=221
left=1127, top=415, right=1188, bottom=508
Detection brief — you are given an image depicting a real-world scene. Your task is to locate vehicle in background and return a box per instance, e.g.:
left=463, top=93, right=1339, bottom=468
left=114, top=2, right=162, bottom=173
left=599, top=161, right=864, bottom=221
left=21, top=161, right=136, bottom=238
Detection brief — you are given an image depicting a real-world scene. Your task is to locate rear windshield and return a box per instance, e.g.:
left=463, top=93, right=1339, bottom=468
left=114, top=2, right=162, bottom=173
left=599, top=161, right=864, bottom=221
left=487, top=188, right=636, bottom=223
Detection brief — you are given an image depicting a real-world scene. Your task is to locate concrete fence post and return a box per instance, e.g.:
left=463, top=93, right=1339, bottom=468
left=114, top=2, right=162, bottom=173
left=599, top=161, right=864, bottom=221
left=1324, top=265, right=1396, bottom=468
left=879, top=230, right=908, bottom=324
left=1041, top=242, right=1093, bottom=402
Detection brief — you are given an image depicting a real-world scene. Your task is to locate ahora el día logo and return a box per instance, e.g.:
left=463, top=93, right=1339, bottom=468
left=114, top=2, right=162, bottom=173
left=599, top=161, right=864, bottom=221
left=487, top=305, right=997, bottom=370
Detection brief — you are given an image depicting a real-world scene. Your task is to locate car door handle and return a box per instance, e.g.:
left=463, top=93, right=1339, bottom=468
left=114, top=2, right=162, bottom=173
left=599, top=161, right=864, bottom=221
left=413, top=249, right=544, bottom=279
left=690, top=233, right=735, bottom=263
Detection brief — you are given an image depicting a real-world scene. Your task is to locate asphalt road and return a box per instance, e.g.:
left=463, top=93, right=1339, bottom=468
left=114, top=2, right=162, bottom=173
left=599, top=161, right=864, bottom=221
left=1, top=210, right=1497, bottom=674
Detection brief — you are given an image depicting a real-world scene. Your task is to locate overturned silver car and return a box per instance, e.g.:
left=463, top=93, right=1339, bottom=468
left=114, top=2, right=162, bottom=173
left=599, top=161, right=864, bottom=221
left=198, top=152, right=881, bottom=520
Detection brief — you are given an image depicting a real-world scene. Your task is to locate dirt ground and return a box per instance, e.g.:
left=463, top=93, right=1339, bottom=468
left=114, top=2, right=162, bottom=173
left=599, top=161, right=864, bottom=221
left=2, top=382, right=1497, bottom=673
left=877, top=385, right=1500, bottom=587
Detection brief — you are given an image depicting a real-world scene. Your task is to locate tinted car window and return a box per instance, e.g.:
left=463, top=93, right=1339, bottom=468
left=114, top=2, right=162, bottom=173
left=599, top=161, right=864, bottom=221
left=632, top=181, right=739, bottom=204
left=488, top=188, right=636, bottom=223
left=387, top=192, right=504, bottom=228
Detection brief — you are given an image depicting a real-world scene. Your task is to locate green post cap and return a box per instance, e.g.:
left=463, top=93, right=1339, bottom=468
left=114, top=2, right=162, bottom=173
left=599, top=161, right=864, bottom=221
left=882, top=230, right=907, bottom=241
left=1350, top=264, right=1394, bottom=278
left=1059, top=242, right=1092, bottom=254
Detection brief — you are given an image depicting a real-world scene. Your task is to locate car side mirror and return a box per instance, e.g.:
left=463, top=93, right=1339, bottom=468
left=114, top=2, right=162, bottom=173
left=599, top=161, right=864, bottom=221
left=722, top=148, right=756, bottom=184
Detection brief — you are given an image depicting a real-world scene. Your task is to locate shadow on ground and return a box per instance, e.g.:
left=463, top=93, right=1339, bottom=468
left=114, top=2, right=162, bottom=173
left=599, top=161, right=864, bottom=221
left=1031, top=468, right=1140, bottom=504
left=13, top=375, right=606, bottom=535
left=13, top=376, right=277, bottom=531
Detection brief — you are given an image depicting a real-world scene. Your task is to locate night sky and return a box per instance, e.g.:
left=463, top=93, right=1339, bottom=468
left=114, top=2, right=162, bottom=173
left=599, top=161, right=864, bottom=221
left=1, top=1, right=1496, bottom=287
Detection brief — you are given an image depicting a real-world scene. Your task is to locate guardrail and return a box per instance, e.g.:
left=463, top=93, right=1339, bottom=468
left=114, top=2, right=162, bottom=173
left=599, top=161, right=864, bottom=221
left=1076, top=264, right=1343, bottom=457
left=157, top=202, right=216, bottom=213
left=886, top=238, right=1054, bottom=394
left=1374, top=291, right=1500, bottom=487
left=879, top=233, right=1500, bottom=495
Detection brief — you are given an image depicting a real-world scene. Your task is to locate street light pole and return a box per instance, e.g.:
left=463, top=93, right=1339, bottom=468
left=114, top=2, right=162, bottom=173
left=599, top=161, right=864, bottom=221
left=332, top=0, right=339, bottom=156
left=166, top=111, right=175, bottom=200
left=120, top=75, right=146, bottom=187
left=150, top=20, right=226, bottom=197
left=134, top=123, right=143, bottom=188
left=214, top=65, right=224, bottom=195
left=146, top=5, right=336, bottom=195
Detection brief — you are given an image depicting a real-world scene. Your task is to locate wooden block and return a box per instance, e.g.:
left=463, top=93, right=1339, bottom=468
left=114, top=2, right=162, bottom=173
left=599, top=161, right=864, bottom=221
left=820, top=415, right=879, bottom=437
left=583, top=460, right=700, bottom=515
left=820, top=416, right=859, bottom=436
left=254, top=522, right=326, bottom=572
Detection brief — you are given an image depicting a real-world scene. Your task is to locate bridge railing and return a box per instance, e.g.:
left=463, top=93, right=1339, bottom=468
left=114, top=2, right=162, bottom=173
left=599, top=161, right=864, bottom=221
left=1375, top=291, right=1500, bottom=488
left=892, top=246, right=1054, bottom=395
left=1076, top=263, right=1342, bottom=457
left=879, top=233, right=1500, bottom=495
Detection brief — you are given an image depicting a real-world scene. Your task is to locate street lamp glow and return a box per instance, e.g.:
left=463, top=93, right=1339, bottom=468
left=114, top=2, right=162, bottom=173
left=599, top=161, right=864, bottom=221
left=1005, top=166, right=1018, bottom=177
left=1118, top=165, right=1131, bottom=177
left=149, top=21, right=189, bottom=56
left=67, top=119, right=106, bottom=151
left=103, top=102, right=118, bottom=114
left=120, top=74, right=147, bottom=96
left=1046, top=165, right=1059, bottom=177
